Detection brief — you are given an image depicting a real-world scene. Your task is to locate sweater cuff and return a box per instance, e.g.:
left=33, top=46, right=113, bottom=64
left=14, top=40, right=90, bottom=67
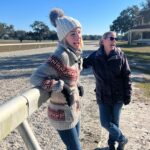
left=51, top=80, right=64, bottom=93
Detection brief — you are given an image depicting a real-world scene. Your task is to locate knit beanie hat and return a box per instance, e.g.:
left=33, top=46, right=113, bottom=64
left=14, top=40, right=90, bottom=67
left=49, top=8, right=82, bottom=41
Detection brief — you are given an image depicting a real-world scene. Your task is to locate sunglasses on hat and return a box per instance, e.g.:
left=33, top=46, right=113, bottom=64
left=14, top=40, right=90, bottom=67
left=107, top=37, right=118, bottom=41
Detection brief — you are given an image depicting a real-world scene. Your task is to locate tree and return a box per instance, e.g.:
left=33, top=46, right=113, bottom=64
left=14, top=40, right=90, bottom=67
left=140, top=0, right=150, bottom=23
left=0, top=23, right=5, bottom=38
left=110, top=5, right=140, bottom=34
left=15, top=30, right=26, bottom=42
left=141, top=0, right=150, bottom=9
left=30, top=21, right=50, bottom=41
left=0, top=22, right=14, bottom=39
left=49, top=30, right=58, bottom=41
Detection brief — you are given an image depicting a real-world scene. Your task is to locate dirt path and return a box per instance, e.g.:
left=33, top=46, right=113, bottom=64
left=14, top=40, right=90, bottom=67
left=0, top=45, right=150, bottom=150
left=95, top=84, right=150, bottom=150
left=80, top=70, right=150, bottom=150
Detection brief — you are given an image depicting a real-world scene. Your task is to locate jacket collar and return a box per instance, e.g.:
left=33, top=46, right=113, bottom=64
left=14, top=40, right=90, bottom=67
left=96, top=46, right=122, bottom=61
left=97, top=46, right=119, bottom=57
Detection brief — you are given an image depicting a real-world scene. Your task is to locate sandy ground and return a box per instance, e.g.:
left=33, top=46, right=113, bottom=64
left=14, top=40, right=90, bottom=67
left=0, top=43, right=150, bottom=150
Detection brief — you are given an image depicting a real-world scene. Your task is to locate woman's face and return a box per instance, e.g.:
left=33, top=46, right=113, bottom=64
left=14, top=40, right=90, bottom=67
left=65, top=27, right=82, bottom=50
left=103, top=32, right=117, bottom=51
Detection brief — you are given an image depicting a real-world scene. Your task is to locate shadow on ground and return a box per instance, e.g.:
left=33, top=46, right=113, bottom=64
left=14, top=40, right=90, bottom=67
left=94, top=147, right=109, bottom=150
left=1, top=49, right=149, bottom=83
left=0, top=50, right=94, bottom=80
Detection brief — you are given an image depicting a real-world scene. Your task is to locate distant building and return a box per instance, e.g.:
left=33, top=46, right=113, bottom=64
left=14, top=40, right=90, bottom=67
left=128, top=9, right=150, bottom=45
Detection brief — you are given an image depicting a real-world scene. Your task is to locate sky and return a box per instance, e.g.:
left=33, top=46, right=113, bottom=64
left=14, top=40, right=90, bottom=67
left=0, top=0, right=146, bottom=35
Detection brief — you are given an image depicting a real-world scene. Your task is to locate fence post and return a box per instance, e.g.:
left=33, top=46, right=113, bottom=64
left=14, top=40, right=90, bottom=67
left=17, top=120, right=41, bottom=150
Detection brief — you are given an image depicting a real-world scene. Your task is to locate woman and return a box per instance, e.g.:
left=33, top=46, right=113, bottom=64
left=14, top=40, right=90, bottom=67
left=30, top=8, right=84, bottom=150
left=83, top=31, right=132, bottom=150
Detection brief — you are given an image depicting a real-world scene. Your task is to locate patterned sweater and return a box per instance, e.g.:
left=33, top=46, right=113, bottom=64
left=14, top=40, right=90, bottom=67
left=30, top=43, right=83, bottom=130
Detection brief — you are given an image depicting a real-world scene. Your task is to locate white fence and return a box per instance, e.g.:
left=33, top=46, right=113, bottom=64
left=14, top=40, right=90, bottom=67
left=0, top=87, right=50, bottom=150
left=0, top=42, right=57, bottom=52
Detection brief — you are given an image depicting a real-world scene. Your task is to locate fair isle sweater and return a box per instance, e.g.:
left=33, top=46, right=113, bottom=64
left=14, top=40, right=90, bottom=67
left=30, top=43, right=83, bottom=130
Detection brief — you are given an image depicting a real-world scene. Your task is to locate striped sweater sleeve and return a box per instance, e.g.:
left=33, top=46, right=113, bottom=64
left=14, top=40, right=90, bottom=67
left=30, top=62, right=64, bottom=92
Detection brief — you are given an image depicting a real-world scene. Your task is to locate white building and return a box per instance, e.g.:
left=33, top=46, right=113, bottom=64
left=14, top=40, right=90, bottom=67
left=128, top=9, right=150, bottom=45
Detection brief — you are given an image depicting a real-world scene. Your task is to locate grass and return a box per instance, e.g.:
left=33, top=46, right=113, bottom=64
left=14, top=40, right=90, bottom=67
left=136, top=82, right=150, bottom=101
left=0, top=40, right=57, bottom=52
left=0, top=40, right=54, bottom=44
left=118, top=41, right=150, bottom=100
left=118, top=42, right=150, bottom=74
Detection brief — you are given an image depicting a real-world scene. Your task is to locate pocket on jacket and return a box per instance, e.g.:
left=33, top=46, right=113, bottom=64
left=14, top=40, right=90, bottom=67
left=109, top=59, right=122, bottom=75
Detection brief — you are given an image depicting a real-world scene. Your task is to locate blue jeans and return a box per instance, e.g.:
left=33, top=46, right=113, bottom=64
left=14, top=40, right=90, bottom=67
left=57, top=122, right=82, bottom=150
left=99, top=102, right=125, bottom=145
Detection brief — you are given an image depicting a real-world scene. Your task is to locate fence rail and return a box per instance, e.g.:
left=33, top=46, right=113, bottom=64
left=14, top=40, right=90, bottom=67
left=0, top=42, right=57, bottom=52
left=0, top=42, right=55, bottom=46
left=0, top=87, right=50, bottom=150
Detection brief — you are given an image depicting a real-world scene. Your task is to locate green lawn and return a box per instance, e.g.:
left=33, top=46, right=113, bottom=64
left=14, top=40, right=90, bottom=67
left=0, top=40, right=57, bottom=52
left=136, top=82, right=150, bottom=101
left=0, top=39, right=54, bottom=44
left=118, top=42, right=150, bottom=74
left=118, top=41, right=150, bottom=100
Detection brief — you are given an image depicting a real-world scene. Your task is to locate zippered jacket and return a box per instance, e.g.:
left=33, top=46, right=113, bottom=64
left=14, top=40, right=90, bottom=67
left=83, top=46, right=132, bottom=105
